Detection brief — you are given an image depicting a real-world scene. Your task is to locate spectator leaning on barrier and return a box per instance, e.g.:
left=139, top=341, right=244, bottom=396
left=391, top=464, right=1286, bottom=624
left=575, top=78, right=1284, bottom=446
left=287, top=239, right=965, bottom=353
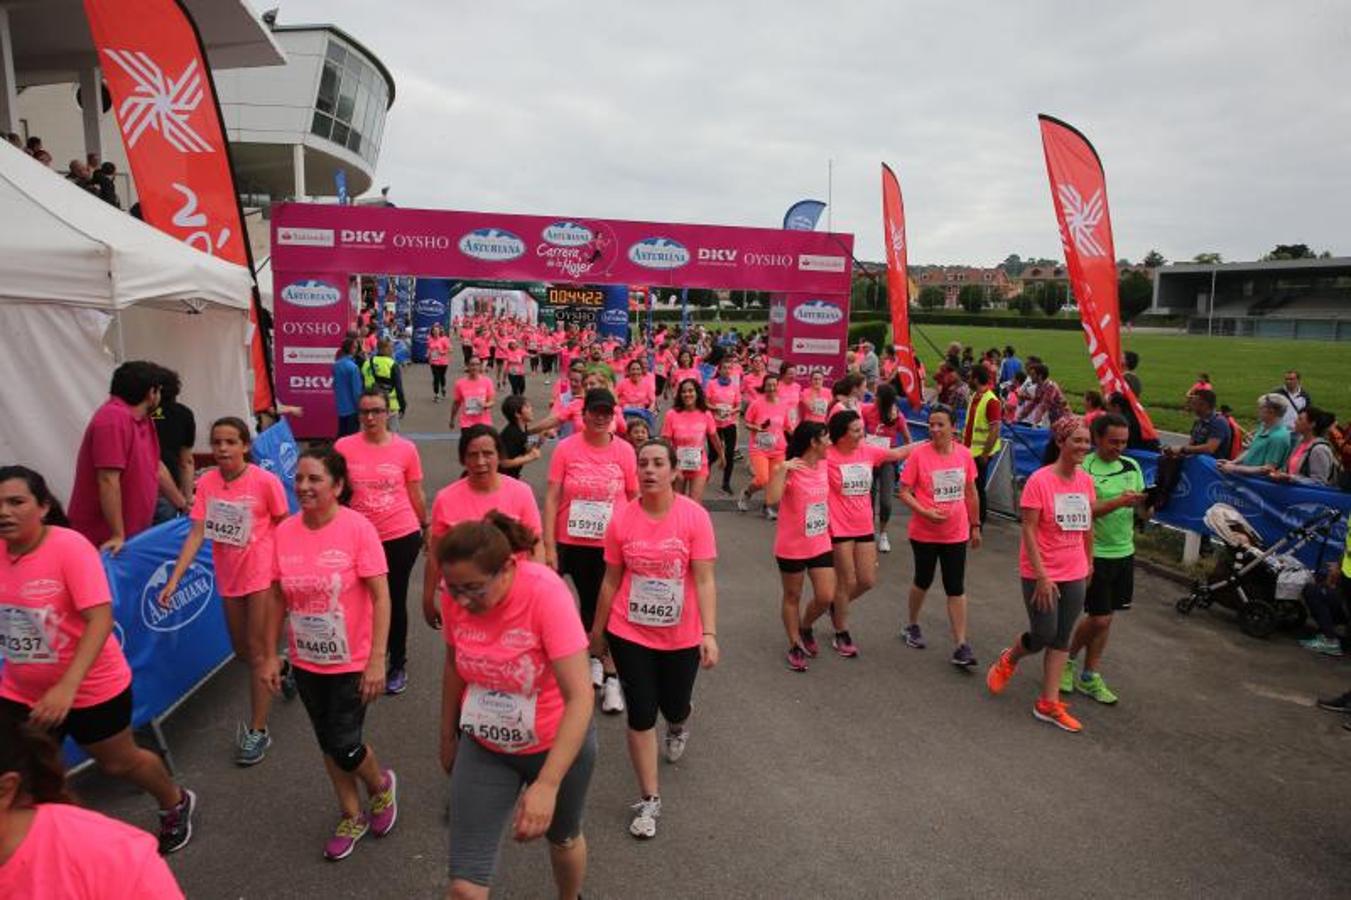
left=1275, top=369, right=1311, bottom=431
left=1270, top=407, right=1342, bottom=488
left=1218, top=395, right=1292, bottom=476
left=1166, top=388, right=1231, bottom=460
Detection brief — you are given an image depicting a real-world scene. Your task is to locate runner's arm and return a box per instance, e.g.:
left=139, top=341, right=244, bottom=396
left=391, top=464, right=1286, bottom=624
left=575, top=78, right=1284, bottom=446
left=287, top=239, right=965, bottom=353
left=406, top=479, right=428, bottom=530
left=516, top=649, right=594, bottom=840
left=692, top=559, right=718, bottom=668
left=542, top=482, right=561, bottom=568
left=590, top=563, right=624, bottom=648
left=421, top=529, right=443, bottom=629
left=95, top=468, right=125, bottom=546
left=159, top=519, right=207, bottom=603
left=440, top=643, right=465, bottom=772
left=361, top=574, right=392, bottom=703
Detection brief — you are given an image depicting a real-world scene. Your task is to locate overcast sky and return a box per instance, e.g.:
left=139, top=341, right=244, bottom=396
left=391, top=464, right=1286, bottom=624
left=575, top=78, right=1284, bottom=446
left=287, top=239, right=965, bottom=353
left=276, top=0, right=1349, bottom=265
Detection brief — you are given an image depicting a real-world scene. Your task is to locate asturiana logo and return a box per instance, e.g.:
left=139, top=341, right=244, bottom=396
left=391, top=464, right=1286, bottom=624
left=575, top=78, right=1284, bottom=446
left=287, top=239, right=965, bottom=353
left=459, top=228, right=525, bottom=262
left=628, top=237, right=690, bottom=270
left=141, top=560, right=214, bottom=633
left=416, top=298, right=446, bottom=317
left=792, top=300, right=844, bottom=326
left=600, top=308, right=629, bottom=326
left=542, top=221, right=594, bottom=247
left=280, top=280, right=342, bottom=308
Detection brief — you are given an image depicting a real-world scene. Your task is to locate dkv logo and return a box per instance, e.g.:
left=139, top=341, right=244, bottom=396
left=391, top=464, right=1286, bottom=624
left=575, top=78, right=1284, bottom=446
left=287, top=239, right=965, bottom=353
left=542, top=221, right=594, bottom=247
left=141, top=560, right=214, bottom=633
left=792, top=300, right=844, bottom=326
left=628, top=237, right=690, bottom=270
left=459, top=228, right=525, bottom=261
left=280, top=280, right=342, bottom=308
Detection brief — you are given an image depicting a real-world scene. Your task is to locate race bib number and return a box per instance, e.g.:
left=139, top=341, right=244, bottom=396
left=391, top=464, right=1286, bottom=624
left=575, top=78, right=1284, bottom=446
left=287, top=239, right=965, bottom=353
left=627, top=577, right=684, bottom=627
left=1054, top=492, right=1091, bottom=532
left=811, top=399, right=827, bottom=416
left=755, top=430, right=776, bottom=451
left=840, top=463, right=872, bottom=496
left=0, top=605, right=57, bottom=663
left=676, top=446, right=703, bottom=471
left=805, top=501, right=828, bottom=538
left=460, top=684, right=538, bottom=752
left=566, top=499, right=613, bottom=540
left=714, top=404, right=732, bottom=421
left=865, top=435, right=890, bottom=450
left=204, top=498, right=251, bottom=548
left=465, top=397, right=484, bottom=415
left=290, top=610, right=351, bottom=665
left=932, top=468, right=966, bottom=504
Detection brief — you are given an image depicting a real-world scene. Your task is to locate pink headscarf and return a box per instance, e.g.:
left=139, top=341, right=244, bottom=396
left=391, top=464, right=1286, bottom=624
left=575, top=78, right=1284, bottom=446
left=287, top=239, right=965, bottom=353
left=1052, top=414, right=1086, bottom=445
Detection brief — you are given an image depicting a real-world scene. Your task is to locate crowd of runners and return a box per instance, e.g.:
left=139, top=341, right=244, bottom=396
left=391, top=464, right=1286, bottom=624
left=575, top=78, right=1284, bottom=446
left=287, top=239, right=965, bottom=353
left=3, top=311, right=1349, bottom=900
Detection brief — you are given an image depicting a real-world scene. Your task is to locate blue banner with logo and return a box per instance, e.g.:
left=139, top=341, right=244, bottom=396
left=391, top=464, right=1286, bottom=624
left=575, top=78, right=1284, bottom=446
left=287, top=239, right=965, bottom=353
left=411, top=278, right=451, bottom=363
left=783, top=199, right=827, bottom=231
left=395, top=276, right=413, bottom=328
left=375, top=275, right=389, bottom=335
left=598, top=285, right=630, bottom=342
left=250, top=418, right=300, bottom=513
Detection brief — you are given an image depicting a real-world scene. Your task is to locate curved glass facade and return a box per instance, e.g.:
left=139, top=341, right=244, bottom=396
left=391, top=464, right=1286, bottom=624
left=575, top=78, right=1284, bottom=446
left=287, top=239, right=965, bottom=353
left=310, top=39, right=388, bottom=165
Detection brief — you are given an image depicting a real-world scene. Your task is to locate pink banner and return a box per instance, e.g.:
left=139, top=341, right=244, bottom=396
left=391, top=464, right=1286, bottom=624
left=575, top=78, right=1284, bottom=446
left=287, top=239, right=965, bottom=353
left=273, top=270, right=353, bottom=434
left=767, top=294, right=851, bottom=383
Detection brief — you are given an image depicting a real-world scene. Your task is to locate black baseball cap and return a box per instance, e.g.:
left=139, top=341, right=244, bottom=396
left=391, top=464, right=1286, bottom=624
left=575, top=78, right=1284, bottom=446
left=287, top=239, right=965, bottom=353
left=583, top=388, right=616, bottom=412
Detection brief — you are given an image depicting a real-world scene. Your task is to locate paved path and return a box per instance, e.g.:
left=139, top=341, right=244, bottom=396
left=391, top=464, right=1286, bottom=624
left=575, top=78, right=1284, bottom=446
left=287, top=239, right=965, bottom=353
left=81, top=359, right=1351, bottom=898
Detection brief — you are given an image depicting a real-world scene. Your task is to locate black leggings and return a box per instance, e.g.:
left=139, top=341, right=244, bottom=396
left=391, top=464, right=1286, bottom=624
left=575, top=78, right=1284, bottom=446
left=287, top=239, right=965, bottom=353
left=910, top=540, right=967, bottom=596
left=973, top=456, right=991, bottom=525
left=716, top=424, right=737, bottom=489
left=382, top=530, right=422, bottom=671
left=606, top=632, right=700, bottom=732
left=1019, top=577, right=1086, bottom=652
left=431, top=364, right=448, bottom=395
left=542, top=353, right=557, bottom=374
left=508, top=373, right=526, bottom=396
left=461, top=344, right=473, bottom=366
left=558, top=543, right=607, bottom=631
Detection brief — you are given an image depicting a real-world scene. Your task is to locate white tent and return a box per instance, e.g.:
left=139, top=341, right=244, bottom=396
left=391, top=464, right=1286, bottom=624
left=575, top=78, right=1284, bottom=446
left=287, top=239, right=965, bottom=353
left=0, top=143, right=256, bottom=505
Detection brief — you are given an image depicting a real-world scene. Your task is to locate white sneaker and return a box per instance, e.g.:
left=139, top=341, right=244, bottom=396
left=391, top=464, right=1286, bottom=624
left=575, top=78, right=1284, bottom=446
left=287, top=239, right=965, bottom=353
left=878, top=532, right=891, bottom=553
left=602, top=676, right=625, bottom=714
left=736, top=494, right=748, bottom=513
left=589, top=657, right=604, bottom=690
left=764, top=506, right=778, bottom=521
left=664, top=726, right=689, bottom=763
left=628, top=796, right=661, bottom=839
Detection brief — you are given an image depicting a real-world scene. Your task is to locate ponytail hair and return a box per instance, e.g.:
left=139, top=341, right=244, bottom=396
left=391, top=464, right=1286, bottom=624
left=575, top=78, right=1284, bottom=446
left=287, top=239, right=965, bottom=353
left=0, top=706, right=75, bottom=806
left=0, top=466, right=69, bottom=526
left=435, top=511, right=538, bottom=572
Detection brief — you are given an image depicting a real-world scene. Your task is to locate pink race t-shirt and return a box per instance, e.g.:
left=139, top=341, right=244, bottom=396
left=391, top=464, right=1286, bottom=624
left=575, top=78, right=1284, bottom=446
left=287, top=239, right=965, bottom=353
left=336, top=434, right=424, bottom=542
left=705, top=381, right=741, bottom=428
left=454, top=376, right=496, bottom=428
left=745, top=397, right=791, bottom=457
left=661, top=409, right=718, bottom=478
left=67, top=397, right=161, bottom=546
left=1018, top=465, right=1097, bottom=581
left=190, top=464, right=289, bottom=597
left=670, top=367, right=701, bottom=389
left=504, top=348, right=526, bottom=375
left=444, top=561, right=587, bottom=755
left=774, top=461, right=831, bottom=560
left=547, top=434, right=638, bottom=548
left=778, top=382, right=802, bottom=428
left=430, top=476, right=542, bottom=540
left=274, top=507, right=389, bottom=674
left=800, top=387, right=831, bottom=423
left=615, top=378, right=655, bottom=409
left=861, top=403, right=905, bottom=446
left=427, top=335, right=451, bottom=366
left=826, top=443, right=891, bottom=538
left=602, top=495, right=717, bottom=650
left=0, top=803, right=183, bottom=899
left=741, top=372, right=765, bottom=401
left=0, top=527, right=131, bottom=708
left=900, top=441, right=977, bottom=544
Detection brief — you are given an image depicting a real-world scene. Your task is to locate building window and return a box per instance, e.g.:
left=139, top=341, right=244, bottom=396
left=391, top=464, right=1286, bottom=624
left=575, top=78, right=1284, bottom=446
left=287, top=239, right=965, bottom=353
left=313, top=39, right=389, bottom=165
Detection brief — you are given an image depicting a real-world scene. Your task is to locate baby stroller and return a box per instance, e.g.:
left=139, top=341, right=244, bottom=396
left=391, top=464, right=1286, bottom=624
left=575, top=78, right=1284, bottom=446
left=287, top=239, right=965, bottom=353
left=1174, top=503, right=1341, bottom=638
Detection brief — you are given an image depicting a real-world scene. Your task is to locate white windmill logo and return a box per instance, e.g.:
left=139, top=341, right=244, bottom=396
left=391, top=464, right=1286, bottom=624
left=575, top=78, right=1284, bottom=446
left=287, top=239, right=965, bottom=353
left=1056, top=183, right=1107, bottom=257
left=102, top=50, right=213, bottom=153
left=889, top=224, right=905, bottom=257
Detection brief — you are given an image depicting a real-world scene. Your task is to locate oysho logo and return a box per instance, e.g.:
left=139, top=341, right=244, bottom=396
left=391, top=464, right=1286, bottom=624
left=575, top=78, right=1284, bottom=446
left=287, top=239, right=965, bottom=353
left=280, top=321, right=343, bottom=336
left=792, top=300, right=844, bottom=326
left=542, top=221, right=594, bottom=247
left=459, top=228, right=526, bottom=261
left=280, top=280, right=342, bottom=308
left=628, top=237, right=690, bottom=270
left=340, top=229, right=386, bottom=246
left=745, top=252, right=793, bottom=268
left=392, top=233, right=450, bottom=249
left=141, top=561, right=214, bottom=633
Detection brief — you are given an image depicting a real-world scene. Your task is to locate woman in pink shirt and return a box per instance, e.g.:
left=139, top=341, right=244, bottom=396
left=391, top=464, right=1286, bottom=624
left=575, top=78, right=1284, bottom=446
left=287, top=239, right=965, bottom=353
left=741, top=356, right=766, bottom=404
left=799, top=370, right=831, bottom=424
left=737, top=373, right=792, bottom=518
left=159, top=418, right=291, bottom=765
left=544, top=388, right=639, bottom=715
left=591, top=440, right=718, bottom=840
left=264, top=448, right=397, bottom=860
left=860, top=383, right=914, bottom=554
left=0, top=467, right=195, bottom=854
left=421, top=424, right=544, bottom=628
left=436, top=514, right=595, bottom=897
left=986, top=416, right=1096, bottom=734
left=667, top=350, right=700, bottom=401
left=427, top=324, right=452, bottom=402
left=705, top=358, right=742, bottom=495
left=616, top=360, right=657, bottom=412
left=451, top=357, right=497, bottom=430
left=897, top=405, right=981, bottom=667
left=660, top=379, right=725, bottom=503
left=503, top=339, right=528, bottom=396
left=0, top=715, right=185, bottom=898
left=336, top=389, right=427, bottom=695
left=778, top=363, right=803, bottom=431
left=819, top=410, right=916, bottom=658
left=766, top=422, right=836, bottom=672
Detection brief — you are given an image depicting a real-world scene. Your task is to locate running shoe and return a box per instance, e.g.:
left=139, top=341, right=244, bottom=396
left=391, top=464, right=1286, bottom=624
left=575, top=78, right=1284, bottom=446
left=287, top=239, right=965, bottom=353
left=385, top=667, right=409, bottom=695
left=157, top=788, right=197, bottom=855
left=1077, top=672, right=1119, bottom=705
left=1059, top=659, right=1077, bottom=695
left=902, top=624, right=926, bottom=649
left=629, top=796, right=662, bottom=840
left=280, top=657, right=298, bottom=700
left=234, top=724, right=272, bottom=767
left=664, top=726, right=689, bottom=763
left=324, top=814, right=369, bottom=861
left=1299, top=634, right=1345, bottom=657
left=786, top=646, right=809, bottom=672
left=736, top=493, right=748, bottom=513
left=1032, top=698, right=1083, bottom=733
left=798, top=627, right=819, bottom=658
left=590, top=656, right=604, bottom=689
left=985, top=648, right=1017, bottom=695
left=950, top=643, right=977, bottom=668
left=877, top=532, right=891, bottom=554
left=831, top=631, right=858, bottom=658
left=764, top=506, right=778, bottom=521
left=602, top=676, right=626, bottom=714
left=369, top=770, right=398, bottom=836
left=1316, top=692, right=1351, bottom=713
left=720, top=484, right=733, bottom=496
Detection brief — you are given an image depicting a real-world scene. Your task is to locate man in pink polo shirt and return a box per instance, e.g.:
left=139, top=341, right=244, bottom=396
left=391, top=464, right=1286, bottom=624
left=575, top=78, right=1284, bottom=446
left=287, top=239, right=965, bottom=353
left=67, top=361, right=190, bottom=553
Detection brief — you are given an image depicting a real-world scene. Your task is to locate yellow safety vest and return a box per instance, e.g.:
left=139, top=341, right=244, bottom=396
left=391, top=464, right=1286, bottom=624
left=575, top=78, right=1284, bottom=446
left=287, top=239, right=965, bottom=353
left=361, top=355, right=401, bottom=412
left=1342, top=516, right=1351, bottom=578
left=966, top=388, right=1002, bottom=454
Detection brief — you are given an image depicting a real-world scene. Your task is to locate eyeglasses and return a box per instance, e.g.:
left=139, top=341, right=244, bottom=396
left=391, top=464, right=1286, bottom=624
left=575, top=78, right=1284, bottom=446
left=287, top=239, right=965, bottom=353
left=358, top=408, right=388, bottom=417
left=443, top=568, right=503, bottom=601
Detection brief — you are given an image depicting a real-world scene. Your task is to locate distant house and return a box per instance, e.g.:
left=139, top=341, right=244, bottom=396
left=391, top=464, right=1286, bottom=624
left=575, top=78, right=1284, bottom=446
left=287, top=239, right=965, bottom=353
left=914, top=266, right=1014, bottom=308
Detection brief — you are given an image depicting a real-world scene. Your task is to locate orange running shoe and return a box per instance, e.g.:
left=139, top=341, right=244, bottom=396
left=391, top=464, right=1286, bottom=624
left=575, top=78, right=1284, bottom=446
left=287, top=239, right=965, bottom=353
left=1032, top=698, right=1083, bottom=733
left=985, top=648, right=1016, bottom=695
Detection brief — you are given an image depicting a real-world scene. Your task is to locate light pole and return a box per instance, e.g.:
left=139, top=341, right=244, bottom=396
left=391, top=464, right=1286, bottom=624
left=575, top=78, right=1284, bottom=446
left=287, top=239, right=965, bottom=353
left=1207, top=267, right=1217, bottom=337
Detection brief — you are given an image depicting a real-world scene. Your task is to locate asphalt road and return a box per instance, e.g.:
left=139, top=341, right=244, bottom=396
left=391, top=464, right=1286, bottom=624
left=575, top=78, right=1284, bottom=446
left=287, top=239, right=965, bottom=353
left=80, top=359, right=1351, bottom=899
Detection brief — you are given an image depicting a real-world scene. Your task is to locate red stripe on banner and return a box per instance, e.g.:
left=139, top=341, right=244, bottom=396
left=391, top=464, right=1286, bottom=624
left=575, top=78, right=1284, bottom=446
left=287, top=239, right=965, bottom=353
left=881, top=164, right=921, bottom=408
left=1037, top=115, right=1156, bottom=441
left=83, top=0, right=275, bottom=414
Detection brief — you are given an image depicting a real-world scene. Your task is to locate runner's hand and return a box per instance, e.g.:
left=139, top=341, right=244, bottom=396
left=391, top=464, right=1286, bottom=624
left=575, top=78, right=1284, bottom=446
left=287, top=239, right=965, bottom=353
left=782, top=458, right=807, bottom=473
left=360, top=659, right=385, bottom=704
left=29, top=681, right=77, bottom=729
left=1032, top=576, right=1059, bottom=611
left=100, top=534, right=125, bottom=556
left=157, top=577, right=180, bottom=609
left=589, top=629, right=608, bottom=659
left=257, top=654, right=282, bottom=695
left=422, top=596, right=443, bottom=630
left=922, top=507, right=948, bottom=523
left=440, top=730, right=458, bottom=774
left=700, top=635, right=720, bottom=669
left=513, top=781, right=558, bottom=842
left=545, top=545, right=559, bottom=572
left=969, top=527, right=983, bottom=550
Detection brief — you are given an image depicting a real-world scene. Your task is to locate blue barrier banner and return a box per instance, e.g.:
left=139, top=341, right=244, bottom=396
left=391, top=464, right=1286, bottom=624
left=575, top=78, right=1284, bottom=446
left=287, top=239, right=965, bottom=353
left=250, top=419, right=300, bottom=513
left=395, top=275, right=413, bottom=327
left=375, top=275, right=388, bottom=335
left=411, top=278, right=451, bottom=363
left=598, top=285, right=630, bottom=342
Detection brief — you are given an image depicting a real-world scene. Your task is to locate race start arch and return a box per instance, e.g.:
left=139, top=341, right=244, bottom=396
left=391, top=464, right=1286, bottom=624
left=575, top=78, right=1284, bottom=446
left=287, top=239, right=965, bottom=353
left=270, top=202, right=854, bottom=437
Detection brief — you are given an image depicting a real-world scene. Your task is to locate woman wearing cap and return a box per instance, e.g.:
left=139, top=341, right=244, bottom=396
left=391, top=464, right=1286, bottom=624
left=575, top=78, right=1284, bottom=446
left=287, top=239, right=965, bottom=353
left=737, top=373, right=791, bottom=519
left=660, top=379, right=724, bottom=504
left=544, top=388, right=639, bottom=716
